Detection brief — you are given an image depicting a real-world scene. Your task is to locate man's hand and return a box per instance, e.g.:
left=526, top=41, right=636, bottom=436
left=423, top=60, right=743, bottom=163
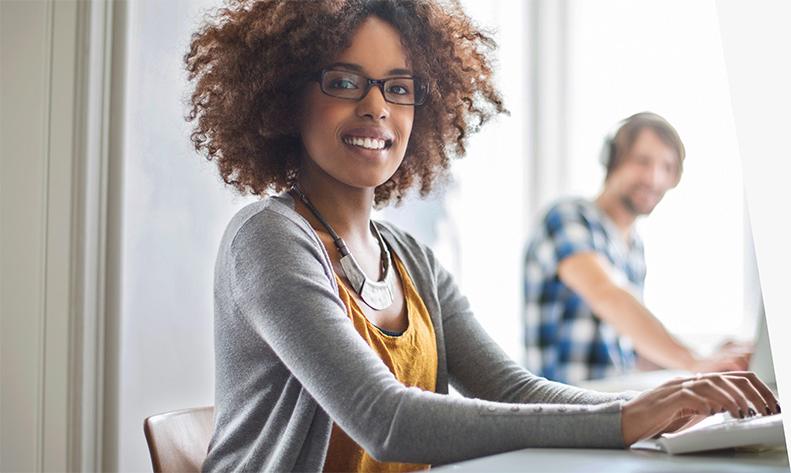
left=690, top=340, right=752, bottom=373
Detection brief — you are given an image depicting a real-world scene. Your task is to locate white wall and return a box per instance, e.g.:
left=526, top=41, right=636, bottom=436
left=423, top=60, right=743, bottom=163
left=1, top=2, right=56, bottom=469
left=1, top=1, right=85, bottom=470
left=111, top=0, right=251, bottom=471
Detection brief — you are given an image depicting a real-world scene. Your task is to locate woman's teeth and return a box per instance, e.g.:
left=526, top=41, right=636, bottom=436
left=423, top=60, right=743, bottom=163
left=343, top=136, right=387, bottom=150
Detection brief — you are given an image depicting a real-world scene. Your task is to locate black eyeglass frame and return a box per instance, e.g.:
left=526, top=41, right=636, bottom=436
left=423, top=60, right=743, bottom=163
left=314, top=68, right=430, bottom=106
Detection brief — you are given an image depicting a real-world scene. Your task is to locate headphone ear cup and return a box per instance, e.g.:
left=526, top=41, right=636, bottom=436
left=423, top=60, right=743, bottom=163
left=599, top=136, right=615, bottom=170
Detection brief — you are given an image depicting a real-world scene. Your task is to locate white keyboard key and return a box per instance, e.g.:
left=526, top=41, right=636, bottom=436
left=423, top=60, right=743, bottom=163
left=631, top=412, right=785, bottom=454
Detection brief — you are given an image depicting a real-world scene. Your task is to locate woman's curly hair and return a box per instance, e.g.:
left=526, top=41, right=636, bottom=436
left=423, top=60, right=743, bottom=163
left=185, top=0, right=507, bottom=206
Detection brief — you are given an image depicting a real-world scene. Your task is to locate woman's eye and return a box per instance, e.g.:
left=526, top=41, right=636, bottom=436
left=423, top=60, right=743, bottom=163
left=388, top=85, right=410, bottom=95
left=330, top=79, right=357, bottom=89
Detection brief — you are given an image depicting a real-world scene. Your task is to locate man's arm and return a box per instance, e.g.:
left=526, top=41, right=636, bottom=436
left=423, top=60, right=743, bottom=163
left=557, top=251, right=747, bottom=372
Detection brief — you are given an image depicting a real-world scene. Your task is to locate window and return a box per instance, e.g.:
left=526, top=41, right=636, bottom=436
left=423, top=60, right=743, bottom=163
left=565, top=0, right=746, bottom=349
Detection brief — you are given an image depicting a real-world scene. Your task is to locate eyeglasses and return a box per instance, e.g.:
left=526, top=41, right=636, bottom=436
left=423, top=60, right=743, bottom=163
left=316, top=68, right=429, bottom=106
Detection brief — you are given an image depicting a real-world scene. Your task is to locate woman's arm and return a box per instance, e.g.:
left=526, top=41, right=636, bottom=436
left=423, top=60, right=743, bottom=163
left=428, top=246, right=636, bottom=405
left=422, top=245, right=778, bottom=447
left=224, top=209, right=627, bottom=465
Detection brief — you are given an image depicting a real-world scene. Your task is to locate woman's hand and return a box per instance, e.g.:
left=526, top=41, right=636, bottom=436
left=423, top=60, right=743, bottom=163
left=621, top=371, right=780, bottom=446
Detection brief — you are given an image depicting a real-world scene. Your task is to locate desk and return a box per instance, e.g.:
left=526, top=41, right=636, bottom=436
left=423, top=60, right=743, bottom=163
left=435, top=447, right=789, bottom=472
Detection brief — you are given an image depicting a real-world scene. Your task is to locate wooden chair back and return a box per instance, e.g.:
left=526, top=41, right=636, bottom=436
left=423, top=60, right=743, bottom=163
left=143, top=406, right=214, bottom=473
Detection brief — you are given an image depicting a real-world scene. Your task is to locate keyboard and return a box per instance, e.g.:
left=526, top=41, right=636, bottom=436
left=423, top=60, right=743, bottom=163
left=631, top=412, right=785, bottom=454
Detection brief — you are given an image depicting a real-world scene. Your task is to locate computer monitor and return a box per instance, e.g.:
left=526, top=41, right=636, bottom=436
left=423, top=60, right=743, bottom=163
left=750, top=298, right=776, bottom=388
left=745, top=209, right=777, bottom=389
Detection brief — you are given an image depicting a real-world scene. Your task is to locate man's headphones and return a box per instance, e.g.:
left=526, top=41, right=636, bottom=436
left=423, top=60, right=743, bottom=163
left=598, top=121, right=623, bottom=172
left=598, top=117, right=628, bottom=176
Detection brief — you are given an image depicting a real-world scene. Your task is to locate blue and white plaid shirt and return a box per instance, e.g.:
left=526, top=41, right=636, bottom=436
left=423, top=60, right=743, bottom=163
left=523, top=198, right=646, bottom=384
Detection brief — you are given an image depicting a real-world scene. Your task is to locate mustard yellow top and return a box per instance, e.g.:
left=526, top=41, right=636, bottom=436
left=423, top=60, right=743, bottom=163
left=322, top=254, right=438, bottom=473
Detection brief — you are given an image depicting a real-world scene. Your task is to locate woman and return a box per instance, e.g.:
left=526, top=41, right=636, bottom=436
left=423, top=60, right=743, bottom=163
left=184, top=1, right=779, bottom=471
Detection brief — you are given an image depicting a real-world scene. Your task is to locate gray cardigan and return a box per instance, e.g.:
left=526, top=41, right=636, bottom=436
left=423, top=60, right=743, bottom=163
left=202, top=193, right=635, bottom=473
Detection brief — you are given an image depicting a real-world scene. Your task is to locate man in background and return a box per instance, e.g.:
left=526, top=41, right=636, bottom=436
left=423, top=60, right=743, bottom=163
left=523, top=112, right=749, bottom=384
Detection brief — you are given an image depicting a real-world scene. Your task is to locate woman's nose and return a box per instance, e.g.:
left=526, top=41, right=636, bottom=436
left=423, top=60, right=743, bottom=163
left=356, top=85, right=390, bottom=120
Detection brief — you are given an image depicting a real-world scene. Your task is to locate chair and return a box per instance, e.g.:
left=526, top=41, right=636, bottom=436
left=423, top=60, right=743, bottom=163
left=143, top=406, right=215, bottom=473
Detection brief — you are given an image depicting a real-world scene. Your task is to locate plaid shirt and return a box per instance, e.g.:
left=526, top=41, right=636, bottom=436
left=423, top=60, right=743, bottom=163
left=523, top=198, right=646, bottom=384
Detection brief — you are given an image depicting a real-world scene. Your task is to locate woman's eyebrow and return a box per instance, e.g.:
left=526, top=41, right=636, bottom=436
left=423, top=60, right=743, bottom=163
left=327, top=62, right=413, bottom=76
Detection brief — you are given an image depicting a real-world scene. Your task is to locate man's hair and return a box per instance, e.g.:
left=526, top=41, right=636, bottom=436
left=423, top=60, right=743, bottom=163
left=603, top=112, right=685, bottom=180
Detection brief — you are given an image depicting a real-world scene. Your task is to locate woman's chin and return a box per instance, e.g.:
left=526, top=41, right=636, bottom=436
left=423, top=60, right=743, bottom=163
left=350, top=176, right=395, bottom=191
left=335, top=164, right=403, bottom=191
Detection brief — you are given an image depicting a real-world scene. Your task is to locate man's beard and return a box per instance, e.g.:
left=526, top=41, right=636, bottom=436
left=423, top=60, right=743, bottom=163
left=620, top=191, right=660, bottom=216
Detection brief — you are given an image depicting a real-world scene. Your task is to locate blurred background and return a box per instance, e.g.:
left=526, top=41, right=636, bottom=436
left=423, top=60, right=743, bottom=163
left=0, top=0, right=762, bottom=471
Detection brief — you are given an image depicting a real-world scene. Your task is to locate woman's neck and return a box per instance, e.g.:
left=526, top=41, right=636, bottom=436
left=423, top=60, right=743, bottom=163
left=295, top=163, right=376, bottom=245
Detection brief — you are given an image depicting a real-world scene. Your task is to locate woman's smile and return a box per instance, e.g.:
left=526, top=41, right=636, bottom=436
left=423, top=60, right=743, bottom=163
left=340, top=125, right=396, bottom=161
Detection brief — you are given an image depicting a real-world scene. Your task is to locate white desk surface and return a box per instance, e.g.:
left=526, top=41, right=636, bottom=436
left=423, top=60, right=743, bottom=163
left=435, top=447, right=789, bottom=472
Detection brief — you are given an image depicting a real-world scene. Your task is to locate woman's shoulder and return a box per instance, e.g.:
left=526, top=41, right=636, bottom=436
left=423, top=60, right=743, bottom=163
left=218, top=193, right=325, bottom=261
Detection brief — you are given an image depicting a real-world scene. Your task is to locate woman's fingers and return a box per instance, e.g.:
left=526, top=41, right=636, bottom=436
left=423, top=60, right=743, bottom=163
left=622, top=386, right=712, bottom=444
left=723, top=371, right=780, bottom=414
left=708, top=376, right=751, bottom=418
left=685, top=378, right=740, bottom=417
left=697, top=371, right=777, bottom=416
left=656, top=375, right=741, bottom=416
left=723, top=375, right=769, bottom=416
left=661, top=371, right=776, bottom=417
left=673, top=386, right=714, bottom=417
left=657, top=375, right=689, bottom=389
left=621, top=370, right=779, bottom=446
left=645, top=389, right=711, bottom=438
left=740, top=371, right=779, bottom=413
